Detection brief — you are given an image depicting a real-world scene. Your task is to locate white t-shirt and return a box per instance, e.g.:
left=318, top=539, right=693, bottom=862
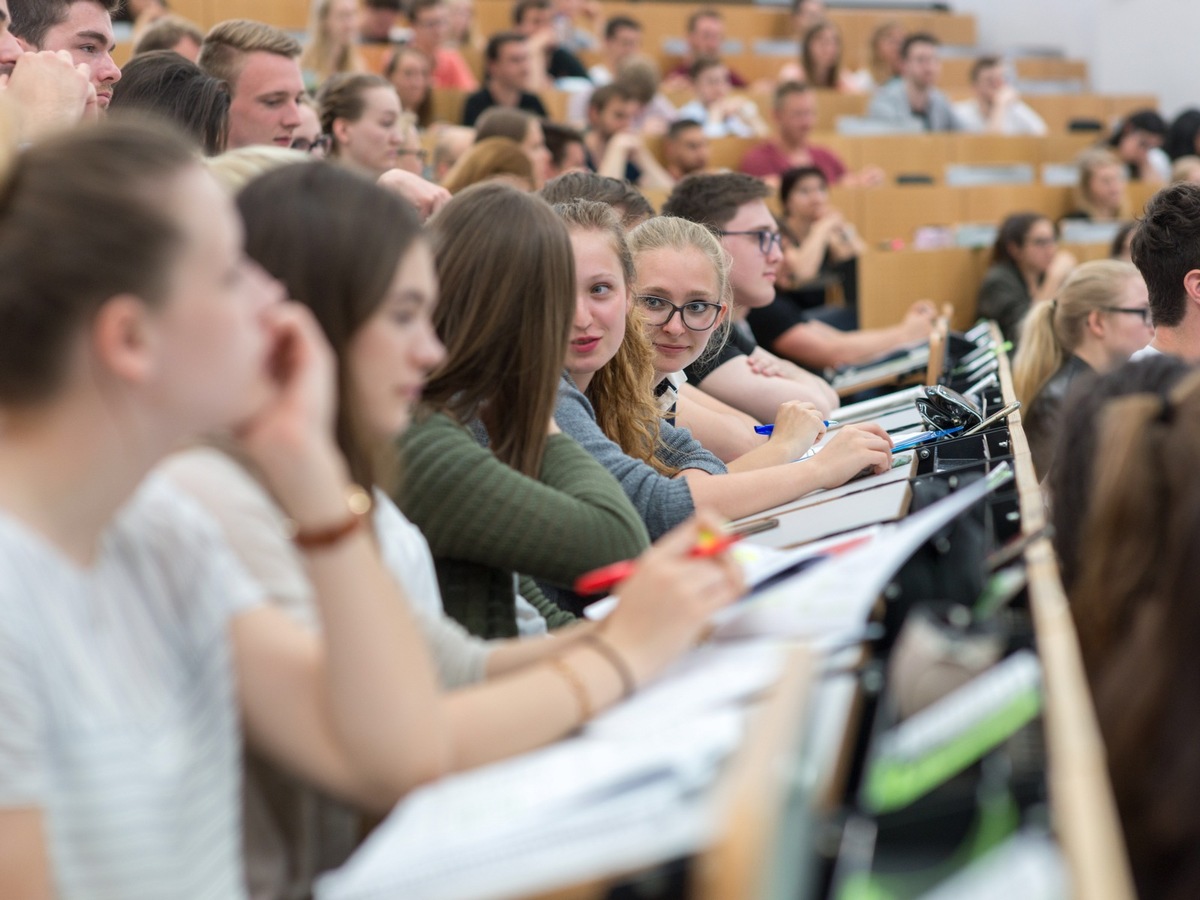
left=0, top=475, right=263, bottom=899
left=952, top=97, right=1048, bottom=136
left=159, top=447, right=491, bottom=688
left=1129, top=343, right=1163, bottom=362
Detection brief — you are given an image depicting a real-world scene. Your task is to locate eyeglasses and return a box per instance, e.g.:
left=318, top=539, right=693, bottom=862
left=1026, top=236, right=1057, bottom=247
left=636, top=295, right=724, bottom=331
left=718, top=228, right=784, bottom=256
left=290, top=134, right=331, bottom=155
left=1102, top=306, right=1152, bottom=324
left=397, top=148, right=429, bottom=163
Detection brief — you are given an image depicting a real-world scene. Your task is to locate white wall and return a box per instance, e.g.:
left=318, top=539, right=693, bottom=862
left=951, top=0, right=1197, bottom=118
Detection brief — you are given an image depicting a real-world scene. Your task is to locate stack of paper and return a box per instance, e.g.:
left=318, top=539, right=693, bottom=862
left=317, top=645, right=790, bottom=900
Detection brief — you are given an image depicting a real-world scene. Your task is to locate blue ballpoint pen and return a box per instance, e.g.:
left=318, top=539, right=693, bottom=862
left=891, top=426, right=964, bottom=452
left=755, top=420, right=838, bottom=435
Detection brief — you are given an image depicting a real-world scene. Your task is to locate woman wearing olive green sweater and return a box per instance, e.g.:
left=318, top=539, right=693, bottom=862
left=394, top=184, right=650, bottom=639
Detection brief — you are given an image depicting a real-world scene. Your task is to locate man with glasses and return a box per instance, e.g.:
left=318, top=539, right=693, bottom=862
left=664, top=172, right=938, bottom=420
left=1131, top=183, right=1200, bottom=361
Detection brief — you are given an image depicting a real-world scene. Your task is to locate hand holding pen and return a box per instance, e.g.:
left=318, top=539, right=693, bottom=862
left=749, top=400, right=827, bottom=463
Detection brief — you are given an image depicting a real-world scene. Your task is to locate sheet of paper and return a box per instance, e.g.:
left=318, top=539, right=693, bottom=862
left=316, top=709, right=745, bottom=900
left=585, top=642, right=787, bottom=739
left=711, top=463, right=1012, bottom=642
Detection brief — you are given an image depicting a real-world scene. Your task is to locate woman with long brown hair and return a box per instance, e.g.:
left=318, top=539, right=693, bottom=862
left=1058, top=364, right=1200, bottom=899
left=395, top=183, right=652, bottom=634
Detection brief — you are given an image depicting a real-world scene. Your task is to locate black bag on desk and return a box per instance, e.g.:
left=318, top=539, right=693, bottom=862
left=880, top=475, right=988, bottom=647
left=914, top=385, right=984, bottom=432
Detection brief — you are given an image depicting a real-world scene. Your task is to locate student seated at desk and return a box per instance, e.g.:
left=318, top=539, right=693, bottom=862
left=1048, top=360, right=1200, bottom=900
left=662, top=172, right=842, bottom=420
left=394, top=183, right=651, bottom=636
left=1012, top=260, right=1152, bottom=477
left=729, top=169, right=936, bottom=374
left=159, top=163, right=742, bottom=898
left=1061, top=148, right=1130, bottom=223
left=552, top=198, right=893, bottom=539
left=976, top=212, right=1076, bottom=344
left=629, top=214, right=830, bottom=471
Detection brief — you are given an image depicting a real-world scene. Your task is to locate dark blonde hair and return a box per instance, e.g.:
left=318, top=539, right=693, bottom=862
left=1011, top=260, right=1141, bottom=406
left=1069, top=368, right=1200, bottom=898
left=554, top=199, right=675, bottom=476
left=317, top=72, right=394, bottom=155
left=1075, top=147, right=1128, bottom=220
left=0, top=118, right=197, bottom=405
left=424, top=183, right=573, bottom=477
left=441, top=136, right=534, bottom=194
left=198, top=19, right=301, bottom=89
left=300, top=0, right=366, bottom=84
left=628, top=215, right=732, bottom=380
left=801, top=21, right=843, bottom=89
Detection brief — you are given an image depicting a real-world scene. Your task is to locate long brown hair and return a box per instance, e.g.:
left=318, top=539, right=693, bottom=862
left=424, top=182, right=573, bottom=477
left=237, top=162, right=425, bottom=491
left=1070, top=369, right=1200, bottom=898
left=554, top=199, right=675, bottom=476
left=1011, top=260, right=1140, bottom=406
left=802, top=21, right=843, bottom=89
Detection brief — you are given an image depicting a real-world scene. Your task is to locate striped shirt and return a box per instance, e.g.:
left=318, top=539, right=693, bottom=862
left=0, top=475, right=262, bottom=899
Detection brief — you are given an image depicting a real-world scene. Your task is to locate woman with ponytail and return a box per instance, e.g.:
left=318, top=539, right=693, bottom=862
left=1011, top=260, right=1151, bottom=476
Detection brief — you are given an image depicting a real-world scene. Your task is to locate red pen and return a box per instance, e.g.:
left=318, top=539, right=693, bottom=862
left=573, top=531, right=743, bottom=596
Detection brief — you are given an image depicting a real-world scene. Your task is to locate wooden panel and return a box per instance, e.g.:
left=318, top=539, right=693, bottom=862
left=855, top=184, right=961, bottom=244
left=950, top=134, right=1048, bottom=166
left=1024, top=94, right=1113, bottom=133
left=939, top=57, right=974, bottom=90
left=1015, top=58, right=1089, bottom=84
left=1060, top=241, right=1112, bottom=264
left=114, top=40, right=133, bottom=67
left=1127, top=179, right=1162, bottom=218
left=1043, top=133, right=1099, bottom=163
left=430, top=88, right=466, bottom=125
left=1107, top=94, right=1159, bottom=122
left=852, top=134, right=950, bottom=184
left=960, top=184, right=1073, bottom=224
left=706, top=136, right=759, bottom=172
left=858, top=246, right=985, bottom=330
left=207, top=0, right=308, bottom=31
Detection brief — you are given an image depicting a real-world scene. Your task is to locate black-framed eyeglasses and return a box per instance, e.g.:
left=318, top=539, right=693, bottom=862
left=1102, top=306, right=1152, bottom=324
left=718, top=228, right=783, bottom=255
left=636, top=295, right=724, bottom=331
left=291, top=134, right=331, bottom=155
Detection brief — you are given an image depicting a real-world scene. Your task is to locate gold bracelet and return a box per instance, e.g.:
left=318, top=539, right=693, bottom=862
left=582, top=633, right=637, bottom=700
left=547, top=655, right=593, bottom=723
left=290, top=485, right=373, bottom=551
